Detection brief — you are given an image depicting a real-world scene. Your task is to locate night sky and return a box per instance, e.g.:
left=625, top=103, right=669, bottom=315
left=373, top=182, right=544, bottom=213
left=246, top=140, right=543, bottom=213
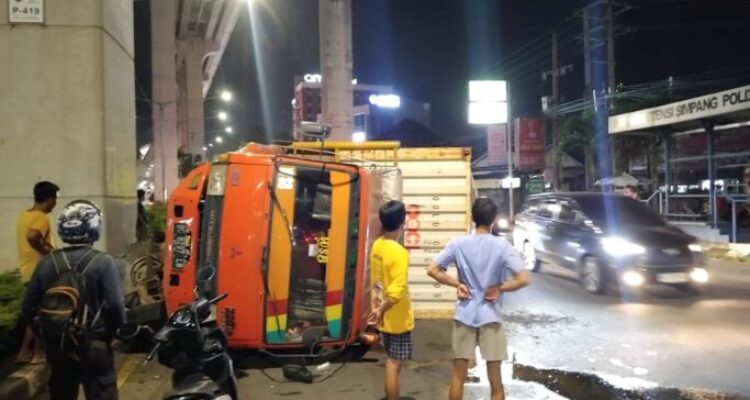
left=135, top=0, right=750, bottom=150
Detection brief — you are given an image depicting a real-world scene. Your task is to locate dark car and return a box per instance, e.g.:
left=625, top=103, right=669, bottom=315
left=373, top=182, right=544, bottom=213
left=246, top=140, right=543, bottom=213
left=512, top=192, right=708, bottom=295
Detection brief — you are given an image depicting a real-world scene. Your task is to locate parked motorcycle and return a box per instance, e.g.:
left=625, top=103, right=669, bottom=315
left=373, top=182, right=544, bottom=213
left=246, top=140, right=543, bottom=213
left=119, top=266, right=238, bottom=400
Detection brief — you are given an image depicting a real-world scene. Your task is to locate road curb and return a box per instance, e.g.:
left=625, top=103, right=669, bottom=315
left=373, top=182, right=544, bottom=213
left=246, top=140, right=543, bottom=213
left=0, top=363, right=48, bottom=400
left=702, top=242, right=750, bottom=265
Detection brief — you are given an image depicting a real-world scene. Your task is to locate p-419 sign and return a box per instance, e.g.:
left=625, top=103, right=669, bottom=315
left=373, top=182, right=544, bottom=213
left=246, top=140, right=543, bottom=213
left=9, top=0, right=44, bottom=24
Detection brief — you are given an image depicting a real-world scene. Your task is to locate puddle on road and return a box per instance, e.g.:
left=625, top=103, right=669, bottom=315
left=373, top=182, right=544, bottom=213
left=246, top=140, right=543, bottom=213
left=512, top=363, right=744, bottom=400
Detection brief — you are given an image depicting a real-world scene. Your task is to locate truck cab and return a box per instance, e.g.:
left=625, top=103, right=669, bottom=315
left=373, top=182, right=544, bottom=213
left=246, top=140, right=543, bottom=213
left=162, top=142, right=386, bottom=361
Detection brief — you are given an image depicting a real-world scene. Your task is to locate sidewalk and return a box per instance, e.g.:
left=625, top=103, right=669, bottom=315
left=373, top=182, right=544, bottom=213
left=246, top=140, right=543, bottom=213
left=0, top=359, right=49, bottom=400
left=702, top=241, right=750, bottom=264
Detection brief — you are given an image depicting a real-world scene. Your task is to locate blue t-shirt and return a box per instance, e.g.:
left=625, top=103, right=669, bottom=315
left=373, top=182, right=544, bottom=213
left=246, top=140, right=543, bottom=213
left=434, top=234, right=524, bottom=327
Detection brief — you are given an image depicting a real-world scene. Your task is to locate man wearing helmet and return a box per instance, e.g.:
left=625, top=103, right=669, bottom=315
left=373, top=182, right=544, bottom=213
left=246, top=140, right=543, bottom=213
left=22, top=200, right=126, bottom=400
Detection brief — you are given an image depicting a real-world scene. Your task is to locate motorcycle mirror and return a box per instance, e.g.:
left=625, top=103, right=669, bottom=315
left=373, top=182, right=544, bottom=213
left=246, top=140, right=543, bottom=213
left=210, top=293, right=229, bottom=305
left=117, top=323, right=142, bottom=341
left=196, top=266, right=216, bottom=298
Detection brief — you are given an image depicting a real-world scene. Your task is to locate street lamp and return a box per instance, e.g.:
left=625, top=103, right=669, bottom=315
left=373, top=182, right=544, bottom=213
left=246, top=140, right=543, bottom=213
left=217, top=111, right=228, bottom=121
left=202, top=146, right=208, bottom=151
left=225, top=126, right=233, bottom=134
left=208, top=143, right=214, bottom=148
left=220, top=90, right=233, bottom=102
left=215, top=136, right=223, bottom=144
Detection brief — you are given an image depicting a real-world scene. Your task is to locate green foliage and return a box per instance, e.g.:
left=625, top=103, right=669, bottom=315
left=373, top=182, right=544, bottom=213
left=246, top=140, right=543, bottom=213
left=146, top=201, right=167, bottom=234
left=0, top=271, right=24, bottom=342
left=559, top=111, right=595, bottom=154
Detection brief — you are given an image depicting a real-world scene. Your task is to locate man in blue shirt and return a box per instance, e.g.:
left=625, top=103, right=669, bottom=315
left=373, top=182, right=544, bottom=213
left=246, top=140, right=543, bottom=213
left=427, top=198, right=530, bottom=400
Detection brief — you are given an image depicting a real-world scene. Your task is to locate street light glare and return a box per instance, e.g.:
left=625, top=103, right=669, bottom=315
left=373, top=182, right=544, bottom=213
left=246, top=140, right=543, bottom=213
left=218, top=111, right=228, bottom=121
left=208, top=143, right=214, bottom=147
left=215, top=136, right=223, bottom=144
left=202, top=146, right=207, bottom=151
left=225, top=127, right=233, bottom=134
left=221, top=90, right=233, bottom=102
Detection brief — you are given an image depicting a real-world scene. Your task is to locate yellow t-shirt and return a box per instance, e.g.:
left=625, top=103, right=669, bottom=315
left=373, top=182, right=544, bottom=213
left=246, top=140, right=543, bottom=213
left=16, top=210, right=53, bottom=283
left=370, top=237, right=414, bottom=334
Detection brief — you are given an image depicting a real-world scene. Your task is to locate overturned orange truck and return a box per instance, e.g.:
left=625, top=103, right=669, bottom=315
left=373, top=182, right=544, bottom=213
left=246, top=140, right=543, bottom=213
left=161, top=140, right=399, bottom=361
left=160, top=137, right=474, bottom=362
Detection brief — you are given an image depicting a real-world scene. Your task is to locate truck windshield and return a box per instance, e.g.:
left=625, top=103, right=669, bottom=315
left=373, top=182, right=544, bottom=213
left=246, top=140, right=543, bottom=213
left=265, top=164, right=358, bottom=344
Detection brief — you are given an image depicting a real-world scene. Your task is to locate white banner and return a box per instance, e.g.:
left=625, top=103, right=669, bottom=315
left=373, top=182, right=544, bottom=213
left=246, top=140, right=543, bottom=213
left=8, top=0, right=44, bottom=24
left=610, top=85, right=750, bottom=134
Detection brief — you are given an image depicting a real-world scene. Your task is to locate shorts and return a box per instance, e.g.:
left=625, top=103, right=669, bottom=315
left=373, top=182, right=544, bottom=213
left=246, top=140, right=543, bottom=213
left=381, top=331, right=414, bottom=361
left=452, top=321, right=508, bottom=362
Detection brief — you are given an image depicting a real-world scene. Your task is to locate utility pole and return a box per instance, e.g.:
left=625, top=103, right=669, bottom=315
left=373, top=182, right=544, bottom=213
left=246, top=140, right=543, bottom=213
left=542, top=33, right=571, bottom=190
left=583, top=7, right=592, bottom=99
left=606, top=0, right=616, bottom=95
left=319, top=0, right=354, bottom=141
left=551, top=33, right=561, bottom=190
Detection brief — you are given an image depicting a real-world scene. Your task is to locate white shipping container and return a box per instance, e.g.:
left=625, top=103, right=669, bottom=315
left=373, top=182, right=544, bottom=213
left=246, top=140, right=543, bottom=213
left=338, top=145, right=473, bottom=319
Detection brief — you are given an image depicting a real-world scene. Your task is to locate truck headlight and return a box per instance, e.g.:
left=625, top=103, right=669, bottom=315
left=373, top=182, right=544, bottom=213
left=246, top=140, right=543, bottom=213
left=601, top=237, right=646, bottom=257
left=207, top=165, right=228, bottom=196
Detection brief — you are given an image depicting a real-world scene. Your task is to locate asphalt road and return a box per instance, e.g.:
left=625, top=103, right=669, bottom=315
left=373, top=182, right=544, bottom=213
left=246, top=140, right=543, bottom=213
left=34, top=259, right=750, bottom=400
left=505, top=258, right=750, bottom=397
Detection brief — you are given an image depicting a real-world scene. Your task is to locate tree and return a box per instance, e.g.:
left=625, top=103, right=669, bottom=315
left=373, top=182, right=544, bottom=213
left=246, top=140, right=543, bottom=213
left=559, top=87, right=676, bottom=191
left=559, top=111, right=596, bottom=188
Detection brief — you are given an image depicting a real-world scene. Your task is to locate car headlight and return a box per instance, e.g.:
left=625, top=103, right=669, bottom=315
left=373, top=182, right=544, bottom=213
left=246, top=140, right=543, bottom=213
left=601, top=237, right=646, bottom=257
left=690, top=268, right=709, bottom=283
left=207, top=165, right=228, bottom=196
left=497, top=218, right=509, bottom=230
left=622, top=270, right=645, bottom=287
left=688, top=243, right=703, bottom=252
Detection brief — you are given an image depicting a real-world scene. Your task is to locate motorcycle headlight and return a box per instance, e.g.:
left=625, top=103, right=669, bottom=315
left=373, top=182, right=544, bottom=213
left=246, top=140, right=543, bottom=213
left=601, top=237, right=646, bottom=257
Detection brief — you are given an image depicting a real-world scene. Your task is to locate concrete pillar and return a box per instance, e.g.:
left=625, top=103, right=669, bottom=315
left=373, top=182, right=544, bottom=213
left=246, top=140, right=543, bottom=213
left=319, top=0, right=354, bottom=141
left=0, top=1, right=136, bottom=270
left=151, top=0, right=180, bottom=201
left=177, top=39, right=219, bottom=155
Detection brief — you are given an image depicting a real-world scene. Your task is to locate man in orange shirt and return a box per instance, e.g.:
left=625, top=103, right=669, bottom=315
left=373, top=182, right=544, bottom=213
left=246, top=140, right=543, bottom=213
left=15, top=181, right=58, bottom=363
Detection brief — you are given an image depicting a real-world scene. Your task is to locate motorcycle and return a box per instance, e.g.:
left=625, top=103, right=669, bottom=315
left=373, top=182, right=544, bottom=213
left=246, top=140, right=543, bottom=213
left=118, top=266, right=238, bottom=400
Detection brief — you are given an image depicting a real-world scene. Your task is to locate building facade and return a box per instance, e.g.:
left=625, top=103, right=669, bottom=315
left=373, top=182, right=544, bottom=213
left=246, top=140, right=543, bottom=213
left=292, top=75, right=430, bottom=141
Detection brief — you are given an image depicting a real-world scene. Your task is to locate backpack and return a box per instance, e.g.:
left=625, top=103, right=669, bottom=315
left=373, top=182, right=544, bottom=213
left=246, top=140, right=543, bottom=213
left=38, top=248, right=103, bottom=363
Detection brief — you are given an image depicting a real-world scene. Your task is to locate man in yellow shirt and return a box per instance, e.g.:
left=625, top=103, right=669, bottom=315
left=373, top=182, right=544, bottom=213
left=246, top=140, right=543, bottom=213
left=368, top=200, right=414, bottom=400
left=15, top=181, right=58, bottom=363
